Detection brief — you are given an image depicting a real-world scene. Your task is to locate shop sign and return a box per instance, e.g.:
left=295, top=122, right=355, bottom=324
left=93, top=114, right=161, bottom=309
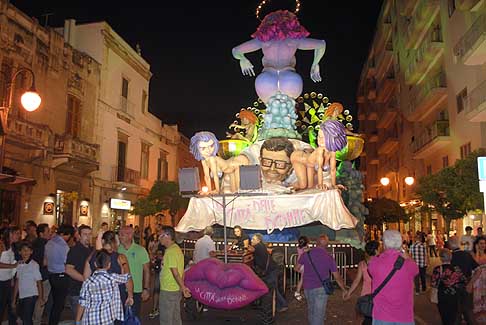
left=110, top=198, right=131, bottom=210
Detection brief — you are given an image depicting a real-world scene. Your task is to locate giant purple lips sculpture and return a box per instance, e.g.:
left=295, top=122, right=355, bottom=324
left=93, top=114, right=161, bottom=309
left=184, top=258, right=269, bottom=310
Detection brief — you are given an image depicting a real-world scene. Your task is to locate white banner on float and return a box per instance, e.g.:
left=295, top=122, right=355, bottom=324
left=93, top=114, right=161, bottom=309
left=176, top=189, right=358, bottom=234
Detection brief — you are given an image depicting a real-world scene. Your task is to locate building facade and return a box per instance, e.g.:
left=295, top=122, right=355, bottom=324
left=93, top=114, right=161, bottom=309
left=0, top=0, right=100, bottom=226
left=357, top=0, right=486, bottom=235
left=0, top=0, right=190, bottom=229
left=63, top=20, right=182, bottom=230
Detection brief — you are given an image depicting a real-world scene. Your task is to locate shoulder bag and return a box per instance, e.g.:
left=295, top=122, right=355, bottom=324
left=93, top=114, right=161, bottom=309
left=307, top=251, right=334, bottom=295
left=356, top=255, right=404, bottom=317
left=430, top=265, right=442, bottom=304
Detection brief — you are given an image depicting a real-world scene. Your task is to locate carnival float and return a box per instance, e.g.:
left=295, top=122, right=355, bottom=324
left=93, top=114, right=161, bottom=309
left=179, top=2, right=367, bottom=320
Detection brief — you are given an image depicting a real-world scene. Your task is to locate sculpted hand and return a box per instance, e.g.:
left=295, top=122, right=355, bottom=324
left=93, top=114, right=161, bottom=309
left=239, top=58, right=255, bottom=77
left=336, top=184, right=347, bottom=191
left=310, top=64, right=322, bottom=82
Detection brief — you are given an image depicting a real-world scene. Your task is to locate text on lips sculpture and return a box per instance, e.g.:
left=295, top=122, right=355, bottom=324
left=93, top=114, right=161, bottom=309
left=184, top=258, right=269, bottom=309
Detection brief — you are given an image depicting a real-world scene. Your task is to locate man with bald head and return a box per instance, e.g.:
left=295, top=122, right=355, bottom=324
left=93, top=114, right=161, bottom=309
left=118, top=226, right=151, bottom=319
left=296, top=235, right=347, bottom=325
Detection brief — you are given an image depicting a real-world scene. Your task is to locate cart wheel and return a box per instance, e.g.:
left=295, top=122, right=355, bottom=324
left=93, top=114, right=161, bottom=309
left=258, top=288, right=275, bottom=325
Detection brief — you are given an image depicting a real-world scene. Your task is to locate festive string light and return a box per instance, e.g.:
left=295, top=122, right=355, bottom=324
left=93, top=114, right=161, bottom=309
left=256, top=0, right=302, bottom=20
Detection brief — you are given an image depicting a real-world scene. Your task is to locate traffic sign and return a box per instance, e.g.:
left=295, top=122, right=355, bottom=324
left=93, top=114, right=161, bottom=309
left=479, top=157, right=486, bottom=181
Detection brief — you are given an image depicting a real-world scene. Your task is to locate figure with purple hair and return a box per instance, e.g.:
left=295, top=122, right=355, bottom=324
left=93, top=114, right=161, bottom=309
left=189, top=131, right=236, bottom=193
left=290, top=120, right=347, bottom=190
left=232, top=10, right=326, bottom=103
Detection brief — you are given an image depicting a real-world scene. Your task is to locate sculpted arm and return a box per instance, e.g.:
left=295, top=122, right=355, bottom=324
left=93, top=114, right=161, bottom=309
left=232, top=39, right=262, bottom=77
left=201, top=160, right=212, bottom=192
left=329, top=151, right=337, bottom=188
left=316, top=149, right=324, bottom=189
left=298, top=38, right=326, bottom=82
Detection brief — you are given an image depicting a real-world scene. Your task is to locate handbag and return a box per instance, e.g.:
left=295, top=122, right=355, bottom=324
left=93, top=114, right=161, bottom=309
left=356, top=255, right=404, bottom=317
left=430, top=266, right=442, bottom=304
left=123, top=306, right=141, bottom=325
left=307, top=251, right=334, bottom=295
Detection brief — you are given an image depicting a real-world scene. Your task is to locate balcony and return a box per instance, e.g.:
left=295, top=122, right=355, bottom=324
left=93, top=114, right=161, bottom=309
left=357, top=88, right=366, bottom=104
left=378, top=128, right=399, bottom=155
left=407, top=71, right=447, bottom=122
left=367, top=105, right=378, bottom=121
left=366, top=78, right=376, bottom=100
left=53, top=135, right=100, bottom=173
left=376, top=74, right=396, bottom=103
left=405, top=0, right=440, bottom=49
left=377, top=98, right=399, bottom=129
left=6, top=117, right=51, bottom=150
left=454, top=12, right=486, bottom=65
left=113, top=166, right=141, bottom=186
left=405, top=27, right=444, bottom=84
left=412, top=120, right=451, bottom=159
left=400, top=0, right=419, bottom=16
left=375, top=41, right=394, bottom=80
left=367, top=143, right=379, bottom=165
left=465, top=79, right=486, bottom=122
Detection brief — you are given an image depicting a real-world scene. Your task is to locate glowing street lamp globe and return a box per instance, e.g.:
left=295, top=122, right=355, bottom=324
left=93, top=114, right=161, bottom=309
left=201, top=186, right=209, bottom=194
left=380, top=177, right=390, bottom=186
left=21, top=90, right=41, bottom=112
left=404, top=176, right=415, bottom=186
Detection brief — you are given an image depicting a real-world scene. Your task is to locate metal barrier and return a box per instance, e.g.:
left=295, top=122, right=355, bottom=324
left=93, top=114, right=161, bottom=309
left=287, top=251, right=347, bottom=290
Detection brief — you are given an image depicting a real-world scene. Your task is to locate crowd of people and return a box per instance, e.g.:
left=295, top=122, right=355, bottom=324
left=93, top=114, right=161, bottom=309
left=2, top=218, right=486, bottom=325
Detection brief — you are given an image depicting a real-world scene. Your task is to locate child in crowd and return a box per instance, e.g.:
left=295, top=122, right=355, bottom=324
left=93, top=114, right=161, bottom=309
left=149, top=246, right=165, bottom=319
left=294, top=236, right=309, bottom=302
left=76, top=250, right=132, bottom=325
left=12, top=241, right=44, bottom=325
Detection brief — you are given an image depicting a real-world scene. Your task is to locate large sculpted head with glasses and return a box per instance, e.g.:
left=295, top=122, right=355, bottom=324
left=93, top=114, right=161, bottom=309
left=259, top=137, right=294, bottom=184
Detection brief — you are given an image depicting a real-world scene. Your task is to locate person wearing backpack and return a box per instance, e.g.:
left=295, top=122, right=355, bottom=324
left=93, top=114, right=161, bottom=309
left=368, top=230, right=418, bottom=325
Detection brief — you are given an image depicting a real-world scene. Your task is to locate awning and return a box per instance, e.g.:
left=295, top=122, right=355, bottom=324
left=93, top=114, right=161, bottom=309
left=0, top=173, right=36, bottom=186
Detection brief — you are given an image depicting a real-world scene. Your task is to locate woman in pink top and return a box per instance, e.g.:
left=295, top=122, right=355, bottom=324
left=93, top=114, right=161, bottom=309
left=344, top=240, right=379, bottom=325
left=294, top=236, right=309, bottom=302
left=472, top=237, right=486, bottom=265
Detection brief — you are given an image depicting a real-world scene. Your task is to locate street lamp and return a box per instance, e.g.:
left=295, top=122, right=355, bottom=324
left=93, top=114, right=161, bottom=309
left=380, top=177, right=391, bottom=186
left=0, top=68, right=42, bottom=172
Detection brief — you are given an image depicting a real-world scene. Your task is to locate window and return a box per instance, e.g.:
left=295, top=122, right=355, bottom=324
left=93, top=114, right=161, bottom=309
left=141, top=90, right=147, bottom=113
left=121, top=77, right=129, bottom=112
left=442, top=156, right=449, bottom=168
left=157, top=151, right=168, bottom=181
left=427, top=165, right=432, bottom=175
left=456, top=88, right=467, bottom=114
left=448, top=0, right=456, bottom=17
left=66, top=95, right=81, bottom=138
left=460, top=142, right=472, bottom=159
left=117, top=132, right=128, bottom=182
left=121, top=77, right=129, bottom=98
left=140, top=142, right=150, bottom=179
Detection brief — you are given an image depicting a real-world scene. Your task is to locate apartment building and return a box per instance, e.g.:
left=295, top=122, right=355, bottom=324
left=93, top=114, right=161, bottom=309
left=61, top=20, right=183, bottom=229
left=357, top=0, right=486, bottom=234
left=0, top=0, right=100, bottom=226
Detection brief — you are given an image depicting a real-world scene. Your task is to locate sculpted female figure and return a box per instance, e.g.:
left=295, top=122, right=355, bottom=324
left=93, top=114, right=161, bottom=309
left=291, top=119, right=347, bottom=190
left=190, top=131, right=236, bottom=193
left=227, top=109, right=258, bottom=142
left=232, top=10, right=326, bottom=103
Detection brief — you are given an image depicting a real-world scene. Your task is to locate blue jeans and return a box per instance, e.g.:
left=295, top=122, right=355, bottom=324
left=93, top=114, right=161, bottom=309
left=372, top=320, right=415, bottom=325
left=69, top=295, right=79, bottom=321
left=20, top=296, right=38, bottom=325
left=304, top=287, right=328, bottom=325
left=262, top=269, right=288, bottom=310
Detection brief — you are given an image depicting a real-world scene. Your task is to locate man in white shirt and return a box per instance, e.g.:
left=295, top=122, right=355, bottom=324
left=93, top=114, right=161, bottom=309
left=193, top=226, right=216, bottom=264
left=461, top=226, right=475, bottom=252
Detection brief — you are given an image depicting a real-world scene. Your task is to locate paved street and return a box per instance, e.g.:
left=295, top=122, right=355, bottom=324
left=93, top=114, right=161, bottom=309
left=1, top=257, right=445, bottom=324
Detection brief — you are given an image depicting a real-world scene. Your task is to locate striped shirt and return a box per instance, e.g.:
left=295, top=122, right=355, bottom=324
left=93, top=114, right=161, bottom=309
left=79, top=270, right=131, bottom=325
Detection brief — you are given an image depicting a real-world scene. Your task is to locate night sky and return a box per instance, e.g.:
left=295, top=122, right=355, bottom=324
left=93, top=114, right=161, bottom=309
left=13, top=0, right=383, bottom=138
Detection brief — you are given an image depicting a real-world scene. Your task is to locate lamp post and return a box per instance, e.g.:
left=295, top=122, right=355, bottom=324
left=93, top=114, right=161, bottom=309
left=0, top=68, right=41, bottom=173
left=380, top=169, right=415, bottom=231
